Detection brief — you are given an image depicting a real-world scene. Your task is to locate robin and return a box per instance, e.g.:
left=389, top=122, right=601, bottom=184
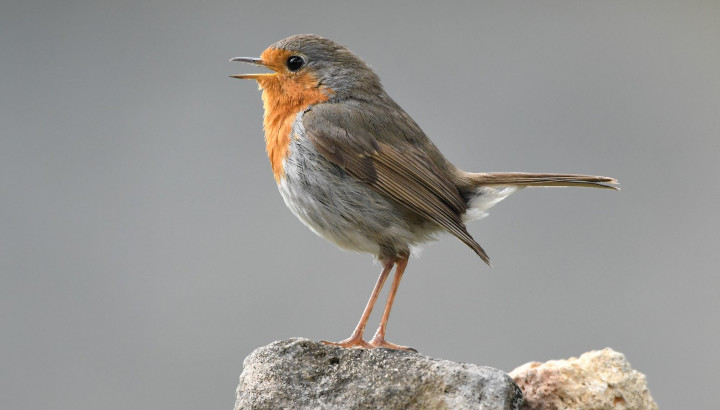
left=230, top=34, right=617, bottom=351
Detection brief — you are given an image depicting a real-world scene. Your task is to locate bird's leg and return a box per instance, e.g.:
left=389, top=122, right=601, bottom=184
left=321, top=258, right=394, bottom=349
left=369, top=255, right=415, bottom=351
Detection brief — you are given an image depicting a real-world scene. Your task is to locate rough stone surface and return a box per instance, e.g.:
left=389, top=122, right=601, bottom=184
left=509, top=348, right=657, bottom=410
left=235, top=338, right=523, bottom=410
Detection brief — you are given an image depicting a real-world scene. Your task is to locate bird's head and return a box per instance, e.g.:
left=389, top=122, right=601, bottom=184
left=230, top=34, right=382, bottom=100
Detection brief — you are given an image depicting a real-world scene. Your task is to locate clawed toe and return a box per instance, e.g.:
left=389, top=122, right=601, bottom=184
left=320, top=336, right=373, bottom=349
left=369, top=336, right=417, bottom=352
left=320, top=336, right=415, bottom=351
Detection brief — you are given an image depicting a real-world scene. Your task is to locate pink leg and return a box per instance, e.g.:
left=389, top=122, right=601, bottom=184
left=321, top=258, right=394, bottom=348
left=369, top=255, right=415, bottom=351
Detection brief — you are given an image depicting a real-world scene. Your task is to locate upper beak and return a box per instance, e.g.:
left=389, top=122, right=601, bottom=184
left=229, top=56, right=274, bottom=79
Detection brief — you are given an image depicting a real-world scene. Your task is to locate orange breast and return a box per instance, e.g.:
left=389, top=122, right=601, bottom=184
left=256, top=67, right=332, bottom=182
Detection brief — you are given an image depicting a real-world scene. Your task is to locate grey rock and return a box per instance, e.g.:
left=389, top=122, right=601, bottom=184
left=235, top=338, right=523, bottom=410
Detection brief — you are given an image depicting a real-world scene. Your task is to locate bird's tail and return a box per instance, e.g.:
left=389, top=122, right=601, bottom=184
left=467, top=172, right=619, bottom=189
left=461, top=172, right=618, bottom=222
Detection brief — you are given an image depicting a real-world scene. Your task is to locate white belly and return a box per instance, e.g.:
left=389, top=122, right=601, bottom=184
left=277, top=133, right=440, bottom=257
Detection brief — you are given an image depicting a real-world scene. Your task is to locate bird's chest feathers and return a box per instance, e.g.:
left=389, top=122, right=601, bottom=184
left=258, top=74, right=332, bottom=182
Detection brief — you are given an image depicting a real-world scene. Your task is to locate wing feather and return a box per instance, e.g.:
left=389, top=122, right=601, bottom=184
left=303, top=103, right=490, bottom=264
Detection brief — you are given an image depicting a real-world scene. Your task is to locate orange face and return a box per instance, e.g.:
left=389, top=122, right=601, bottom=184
left=233, top=48, right=334, bottom=182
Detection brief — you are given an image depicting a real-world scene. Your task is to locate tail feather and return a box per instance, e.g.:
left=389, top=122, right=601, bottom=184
left=459, top=172, right=617, bottom=263
left=467, top=172, right=619, bottom=190
left=462, top=172, right=618, bottom=223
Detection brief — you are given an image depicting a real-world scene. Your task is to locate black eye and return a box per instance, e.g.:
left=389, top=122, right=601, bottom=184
left=286, top=55, right=305, bottom=71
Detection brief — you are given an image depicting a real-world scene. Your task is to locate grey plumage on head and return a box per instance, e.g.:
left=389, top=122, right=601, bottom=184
left=271, top=34, right=383, bottom=98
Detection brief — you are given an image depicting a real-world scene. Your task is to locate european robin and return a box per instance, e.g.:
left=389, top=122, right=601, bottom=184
left=230, top=34, right=617, bottom=351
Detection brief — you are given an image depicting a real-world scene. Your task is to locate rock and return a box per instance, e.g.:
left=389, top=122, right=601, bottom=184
left=235, top=338, right=523, bottom=410
left=509, top=348, right=657, bottom=410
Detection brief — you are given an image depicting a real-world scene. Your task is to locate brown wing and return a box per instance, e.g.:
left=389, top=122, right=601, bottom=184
left=303, top=103, right=490, bottom=264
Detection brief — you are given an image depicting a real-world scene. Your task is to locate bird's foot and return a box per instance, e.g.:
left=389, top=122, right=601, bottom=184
left=320, top=335, right=373, bottom=349
left=368, top=335, right=417, bottom=352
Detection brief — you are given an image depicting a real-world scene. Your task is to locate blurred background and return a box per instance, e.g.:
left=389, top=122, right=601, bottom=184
left=2, top=1, right=718, bottom=408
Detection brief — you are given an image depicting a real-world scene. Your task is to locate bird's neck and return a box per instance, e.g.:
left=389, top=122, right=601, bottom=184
left=250, top=76, right=332, bottom=183
left=257, top=76, right=333, bottom=182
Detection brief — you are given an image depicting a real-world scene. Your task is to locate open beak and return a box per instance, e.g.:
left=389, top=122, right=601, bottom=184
left=229, top=56, right=275, bottom=79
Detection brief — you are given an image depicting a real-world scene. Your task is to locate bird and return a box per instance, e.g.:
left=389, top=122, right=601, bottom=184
left=230, top=34, right=617, bottom=351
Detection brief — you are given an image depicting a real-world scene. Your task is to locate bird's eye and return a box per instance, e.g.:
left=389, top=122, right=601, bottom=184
left=286, top=55, right=305, bottom=72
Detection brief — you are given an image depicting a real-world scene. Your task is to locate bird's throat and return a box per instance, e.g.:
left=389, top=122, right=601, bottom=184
left=256, top=74, right=333, bottom=182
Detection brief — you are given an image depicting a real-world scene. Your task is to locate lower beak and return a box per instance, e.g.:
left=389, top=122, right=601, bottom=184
left=229, top=56, right=275, bottom=79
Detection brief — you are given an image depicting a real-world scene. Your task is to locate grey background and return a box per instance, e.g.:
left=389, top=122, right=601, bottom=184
left=2, top=1, right=718, bottom=408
